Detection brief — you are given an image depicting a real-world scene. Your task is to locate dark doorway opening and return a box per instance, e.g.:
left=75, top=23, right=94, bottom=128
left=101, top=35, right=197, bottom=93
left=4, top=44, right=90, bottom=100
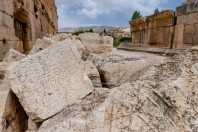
left=14, top=19, right=29, bottom=53
left=13, top=4, right=30, bottom=54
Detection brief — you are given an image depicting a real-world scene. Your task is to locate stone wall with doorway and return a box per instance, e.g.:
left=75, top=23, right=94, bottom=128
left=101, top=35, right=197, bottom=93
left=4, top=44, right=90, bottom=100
left=173, top=0, right=198, bottom=49
left=130, top=18, right=147, bottom=47
left=129, top=10, right=175, bottom=49
left=0, top=0, right=58, bottom=60
left=129, top=0, right=198, bottom=50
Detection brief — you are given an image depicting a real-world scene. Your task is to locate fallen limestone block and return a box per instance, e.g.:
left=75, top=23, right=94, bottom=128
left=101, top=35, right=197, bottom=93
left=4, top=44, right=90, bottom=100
left=88, top=53, right=161, bottom=88
left=72, top=39, right=86, bottom=58
left=29, top=35, right=85, bottom=58
left=0, top=91, right=28, bottom=132
left=29, top=37, right=54, bottom=55
left=77, top=33, right=113, bottom=57
left=27, top=118, right=41, bottom=132
left=83, top=61, right=102, bottom=87
left=98, top=58, right=157, bottom=88
left=3, top=49, right=26, bottom=63
left=38, top=44, right=198, bottom=132
left=87, top=53, right=116, bottom=67
left=58, top=33, right=74, bottom=41
left=9, top=40, right=94, bottom=122
left=38, top=88, right=110, bottom=132
left=0, top=63, right=11, bottom=91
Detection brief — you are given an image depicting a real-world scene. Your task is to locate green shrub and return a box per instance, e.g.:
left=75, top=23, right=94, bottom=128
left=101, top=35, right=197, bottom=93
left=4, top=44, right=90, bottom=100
left=113, top=37, right=132, bottom=48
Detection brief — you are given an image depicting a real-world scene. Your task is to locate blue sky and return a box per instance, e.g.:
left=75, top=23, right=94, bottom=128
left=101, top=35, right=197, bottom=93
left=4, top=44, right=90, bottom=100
left=55, top=0, right=186, bottom=28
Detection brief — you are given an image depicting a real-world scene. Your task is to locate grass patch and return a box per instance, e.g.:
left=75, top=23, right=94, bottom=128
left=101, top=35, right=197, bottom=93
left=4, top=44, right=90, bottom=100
left=113, top=37, right=132, bottom=48
left=113, top=40, right=122, bottom=47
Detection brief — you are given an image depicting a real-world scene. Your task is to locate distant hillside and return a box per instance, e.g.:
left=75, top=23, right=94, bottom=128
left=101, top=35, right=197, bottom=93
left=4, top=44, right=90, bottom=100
left=58, top=26, right=129, bottom=33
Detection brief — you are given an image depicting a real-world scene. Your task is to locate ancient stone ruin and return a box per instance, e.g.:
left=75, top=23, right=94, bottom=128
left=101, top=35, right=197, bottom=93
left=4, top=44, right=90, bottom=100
left=0, top=0, right=58, bottom=60
left=0, top=0, right=198, bottom=131
left=130, top=11, right=175, bottom=48
left=0, top=32, right=197, bottom=131
left=127, top=0, right=198, bottom=51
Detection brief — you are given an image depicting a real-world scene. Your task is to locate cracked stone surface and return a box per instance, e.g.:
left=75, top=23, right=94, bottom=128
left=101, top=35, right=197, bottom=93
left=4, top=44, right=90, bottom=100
left=83, top=61, right=102, bottom=87
left=38, top=46, right=198, bottom=131
left=88, top=53, right=166, bottom=88
left=38, top=88, right=110, bottom=132
left=77, top=33, right=113, bottom=55
left=8, top=40, right=94, bottom=122
left=3, top=49, right=26, bottom=63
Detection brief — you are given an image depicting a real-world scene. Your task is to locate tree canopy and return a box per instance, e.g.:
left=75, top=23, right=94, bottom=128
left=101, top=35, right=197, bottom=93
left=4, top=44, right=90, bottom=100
left=154, top=8, right=160, bottom=14
left=131, top=11, right=142, bottom=20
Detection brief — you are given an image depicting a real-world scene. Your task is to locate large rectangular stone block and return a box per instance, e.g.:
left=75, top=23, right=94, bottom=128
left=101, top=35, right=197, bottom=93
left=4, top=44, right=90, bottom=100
left=0, top=0, right=13, bottom=16
left=184, top=24, right=194, bottom=34
left=133, top=31, right=142, bottom=43
left=186, top=13, right=198, bottom=24
left=147, top=30, right=157, bottom=44
left=193, top=34, right=198, bottom=44
left=173, top=24, right=184, bottom=49
left=177, top=15, right=186, bottom=25
left=176, top=4, right=188, bottom=16
left=0, top=26, right=16, bottom=41
left=9, top=40, right=94, bottom=122
left=2, top=13, right=13, bottom=28
left=184, top=33, right=194, bottom=44
left=176, top=4, right=189, bottom=16
left=155, top=18, right=174, bottom=28
left=195, top=23, right=198, bottom=33
left=132, top=23, right=146, bottom=32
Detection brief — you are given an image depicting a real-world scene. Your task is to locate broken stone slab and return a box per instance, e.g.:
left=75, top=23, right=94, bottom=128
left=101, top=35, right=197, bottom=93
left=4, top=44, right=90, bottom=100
left=29, top=35, right=85, bottom=59
left=3, top=49, right=26, bottom=63
left=98, top=58, right=159, bottom=88
left=83, top=61, right=102, bottom=87
left=38, top=45, right=198, bottom=132
left=0, top=91, right=28, bottom=132
left=29, top=37, right=54, bottom=55
left=27, top=118, right=41, bottom=132
left=0, top=62, right=11, bottom=91
left=38, top=88, right=110, bottom=132
left=88, top=53, right=164, bottom=88
left=9, top=40, right=94, bottom=122
left=87, top=53, right=123, bottom=67
left=77, top=33, right=113, bottom=57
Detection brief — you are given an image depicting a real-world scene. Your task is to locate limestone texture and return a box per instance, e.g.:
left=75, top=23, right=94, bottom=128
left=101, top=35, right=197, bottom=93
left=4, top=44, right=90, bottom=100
left=77, top=33, right=113, bottom=56
left=83, top=61, right=102, bottom=87
left=3, top=49, right=26, bottom=63
left=1, top=31, right=198, bottom=131
left=88, top=53, right=165, bottom=88
left=38, top=46, right=198, bottom=132
left=38, top=88, right=110, bottom=132
left=9, top=40, right=94, bottom=122
left=29, top=33, right=75, bottom=54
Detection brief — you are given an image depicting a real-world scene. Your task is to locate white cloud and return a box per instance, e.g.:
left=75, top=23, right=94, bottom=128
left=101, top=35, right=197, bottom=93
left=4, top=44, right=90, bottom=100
left=55, top=0, right=178, bottom=28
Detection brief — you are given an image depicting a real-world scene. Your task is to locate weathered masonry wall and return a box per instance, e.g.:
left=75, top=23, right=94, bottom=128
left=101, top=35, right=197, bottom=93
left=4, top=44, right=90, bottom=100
left=0, top=0, right=58, bottom=60
left=130, top=11, right=175, bottom=49
left=129, top=0, right=198, bottom=50
left=130, top=18, right=147, bottom=47
left=173, top=0, right=198, bottom=49
left=146, top=11, right=175, bottom=49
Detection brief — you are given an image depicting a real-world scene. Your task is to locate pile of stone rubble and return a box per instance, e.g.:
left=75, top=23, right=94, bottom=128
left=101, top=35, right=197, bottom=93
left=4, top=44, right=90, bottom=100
left=0, top=33, right=198, bottom=132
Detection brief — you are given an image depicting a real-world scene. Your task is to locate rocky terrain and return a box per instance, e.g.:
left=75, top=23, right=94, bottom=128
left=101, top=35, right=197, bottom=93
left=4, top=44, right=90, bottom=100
left=0, top=33, right=198, bottom=132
